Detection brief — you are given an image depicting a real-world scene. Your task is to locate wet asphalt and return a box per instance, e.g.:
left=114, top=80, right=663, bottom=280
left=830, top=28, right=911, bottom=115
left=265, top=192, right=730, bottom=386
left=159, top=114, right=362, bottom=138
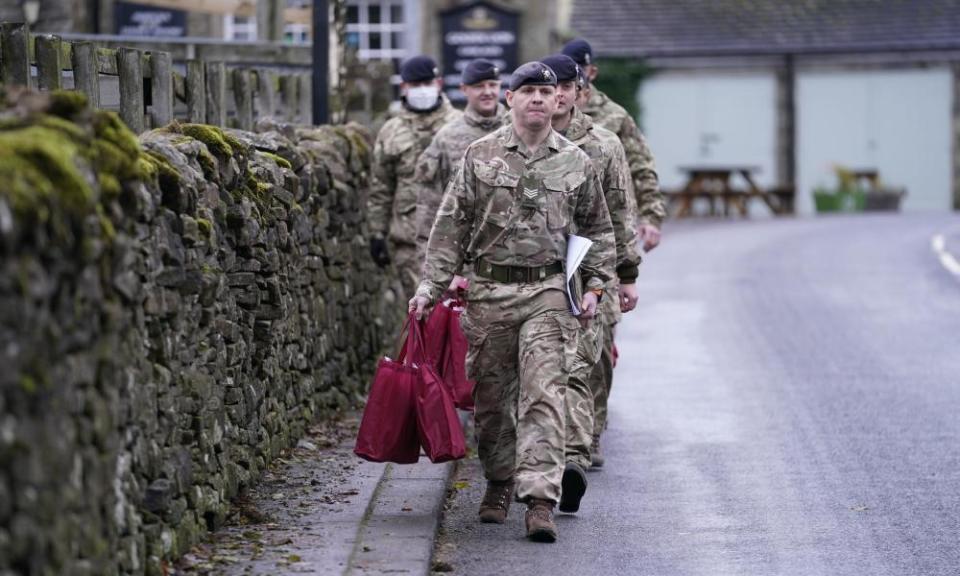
left=432, top=214, right=960, bottom=576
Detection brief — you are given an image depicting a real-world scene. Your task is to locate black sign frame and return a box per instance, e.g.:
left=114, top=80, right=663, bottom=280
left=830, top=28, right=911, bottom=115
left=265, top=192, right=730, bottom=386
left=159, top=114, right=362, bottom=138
left=440, top=1, right=519, bottom=103
left=115, top=2, right=187, bottom=38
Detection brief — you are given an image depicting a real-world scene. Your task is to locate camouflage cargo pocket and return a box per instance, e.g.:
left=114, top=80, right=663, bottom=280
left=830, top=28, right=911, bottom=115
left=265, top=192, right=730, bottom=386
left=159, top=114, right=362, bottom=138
left=544, top=173, right=585, bottom=231
left=555, top=314, right=580, bottom=374
left=474, top=160, right=519, bottom=227
left=459, top=313, right=489, bottom=381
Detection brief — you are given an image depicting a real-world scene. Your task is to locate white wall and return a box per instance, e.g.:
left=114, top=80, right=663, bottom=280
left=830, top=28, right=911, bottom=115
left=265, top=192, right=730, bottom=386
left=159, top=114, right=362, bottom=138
left=796, top=67, right=953, bottom=213
left=640, top=70, right=778, bottom=216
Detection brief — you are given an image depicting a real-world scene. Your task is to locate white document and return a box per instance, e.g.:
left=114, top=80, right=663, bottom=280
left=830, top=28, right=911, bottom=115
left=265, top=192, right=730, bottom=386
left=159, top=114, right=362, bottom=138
left=565, top=234, right=593, bottom=315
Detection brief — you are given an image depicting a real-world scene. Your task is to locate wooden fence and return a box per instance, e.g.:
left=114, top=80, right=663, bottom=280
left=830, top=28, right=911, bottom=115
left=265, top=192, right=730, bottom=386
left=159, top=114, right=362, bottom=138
left=0, top=22, right=312, bottom=133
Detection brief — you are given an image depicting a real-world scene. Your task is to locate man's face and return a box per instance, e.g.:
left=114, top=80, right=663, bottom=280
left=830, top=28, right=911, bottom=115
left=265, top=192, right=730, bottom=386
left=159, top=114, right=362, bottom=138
left=401, top=77, right=443, bottom=95
left=576, top=84, right=592, bottom=108
left=586, top=64, right=599, bottom=82
left=553, top=80, right=578, bottom=118
left=506, top=84, right=558, bottom=131
left=461, top=80, right=501, bottom=116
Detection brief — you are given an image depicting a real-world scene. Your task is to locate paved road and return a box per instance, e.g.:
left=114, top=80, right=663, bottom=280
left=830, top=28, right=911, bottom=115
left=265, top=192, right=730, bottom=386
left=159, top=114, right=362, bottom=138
left=433, top=214, right=960, bottom=576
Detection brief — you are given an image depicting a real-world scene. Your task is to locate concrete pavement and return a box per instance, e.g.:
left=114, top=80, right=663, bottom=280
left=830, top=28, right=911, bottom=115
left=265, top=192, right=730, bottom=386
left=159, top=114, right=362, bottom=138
left=175, top=416, right=456, bottom=576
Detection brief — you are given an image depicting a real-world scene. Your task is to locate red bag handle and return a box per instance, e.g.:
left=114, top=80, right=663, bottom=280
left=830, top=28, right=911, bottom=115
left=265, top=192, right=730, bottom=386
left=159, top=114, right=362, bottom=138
left=395, top=311, right=427, bottom=365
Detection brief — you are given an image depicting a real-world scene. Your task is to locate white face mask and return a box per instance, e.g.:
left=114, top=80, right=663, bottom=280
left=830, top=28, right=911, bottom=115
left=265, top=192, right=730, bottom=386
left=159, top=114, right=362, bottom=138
left=405, top=85, right=440, bottom=111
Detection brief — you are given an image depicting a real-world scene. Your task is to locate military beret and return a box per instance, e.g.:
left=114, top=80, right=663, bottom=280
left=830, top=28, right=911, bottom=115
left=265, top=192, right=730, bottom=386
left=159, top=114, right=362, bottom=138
left=400, top=55, right=439, bottom=83
left=541, top=54, right=581, bottom=85
left=508, top=61, right=557, bottom=91
left=562, top=38, right=593, bottom=67
left=461, top=59, right=500, bottom=86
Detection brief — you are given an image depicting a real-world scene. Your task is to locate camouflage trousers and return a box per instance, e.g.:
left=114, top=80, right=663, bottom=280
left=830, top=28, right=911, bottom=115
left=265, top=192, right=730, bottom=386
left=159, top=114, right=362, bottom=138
left=590, top=320, right=617, bottom=437
left=564, top=285, right=618, bottom=468
left=564, top=317, right=604, bottom=469
left=459, top=273, right=579, bottom=504
left=591, top=287, right=621, bottom=436
left=391, top=241, right=421, bottom=301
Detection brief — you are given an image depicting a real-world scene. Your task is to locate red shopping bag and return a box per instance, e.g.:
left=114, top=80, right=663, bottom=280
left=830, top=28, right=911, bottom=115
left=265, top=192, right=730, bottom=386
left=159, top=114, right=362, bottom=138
left=354, top=317, right=422, bottom=464
left=423, top=297, right=452, bottom=366
left=410, top=313, right=466, bottom=463
left=441, top=301, right=474, bottom=411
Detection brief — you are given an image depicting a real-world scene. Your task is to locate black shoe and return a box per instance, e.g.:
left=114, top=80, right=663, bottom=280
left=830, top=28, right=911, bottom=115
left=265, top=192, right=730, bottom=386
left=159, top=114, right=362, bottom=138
left=558, top=462, right=587, bottom=513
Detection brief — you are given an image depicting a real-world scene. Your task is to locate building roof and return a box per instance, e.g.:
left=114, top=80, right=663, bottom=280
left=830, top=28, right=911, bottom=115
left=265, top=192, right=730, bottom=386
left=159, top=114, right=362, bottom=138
left=570, top=0, right=960, bottom=57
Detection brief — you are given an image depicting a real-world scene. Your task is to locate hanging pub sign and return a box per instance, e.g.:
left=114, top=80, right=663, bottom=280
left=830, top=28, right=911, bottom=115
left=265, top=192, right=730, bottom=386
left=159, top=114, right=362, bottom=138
left=440, top=1, right=518, bottom=103
left=115, top=2, right=187, bottom=37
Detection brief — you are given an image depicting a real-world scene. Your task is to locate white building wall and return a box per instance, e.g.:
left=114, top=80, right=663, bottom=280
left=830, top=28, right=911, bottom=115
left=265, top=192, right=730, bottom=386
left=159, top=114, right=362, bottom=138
left=640, top=70, right=778, bottom=216
left=796, top=67, right=953, bottom=213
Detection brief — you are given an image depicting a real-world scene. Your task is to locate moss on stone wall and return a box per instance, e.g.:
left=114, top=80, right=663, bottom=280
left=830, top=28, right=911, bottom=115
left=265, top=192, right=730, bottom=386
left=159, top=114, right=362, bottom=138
left=1, top=89, right=392, bottom=576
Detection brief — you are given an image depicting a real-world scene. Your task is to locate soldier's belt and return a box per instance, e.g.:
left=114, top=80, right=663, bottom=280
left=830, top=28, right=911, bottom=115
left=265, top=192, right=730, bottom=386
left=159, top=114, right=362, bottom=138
left=474, top=259, right=563, bottom=283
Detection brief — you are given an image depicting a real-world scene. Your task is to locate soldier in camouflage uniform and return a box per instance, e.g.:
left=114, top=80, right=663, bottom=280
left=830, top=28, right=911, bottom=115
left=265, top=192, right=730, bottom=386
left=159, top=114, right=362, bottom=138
left=563, top=38, right=666, bottom=253
left=367, top=55, right=461, bottom=298
left=414, top=59, right=509, bottom=264
left=409, top=61, right=615, bottom=543
left=541, top=54, right=641, bottom=514
left=563, top=38, right=666, bottom=465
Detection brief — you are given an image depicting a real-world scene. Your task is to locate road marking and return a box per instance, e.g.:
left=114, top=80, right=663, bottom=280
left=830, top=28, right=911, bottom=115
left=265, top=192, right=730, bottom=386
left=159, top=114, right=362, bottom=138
left=931, top=234, right=960, bottom=277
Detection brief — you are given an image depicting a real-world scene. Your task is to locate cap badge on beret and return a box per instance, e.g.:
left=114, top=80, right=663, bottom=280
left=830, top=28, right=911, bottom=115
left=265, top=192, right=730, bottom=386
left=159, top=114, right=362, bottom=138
left=542, top=69, right=551, bottom=80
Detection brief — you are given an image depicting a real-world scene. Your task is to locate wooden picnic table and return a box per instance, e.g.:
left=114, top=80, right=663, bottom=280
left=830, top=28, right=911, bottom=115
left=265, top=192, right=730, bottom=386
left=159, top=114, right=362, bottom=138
left=668, top=165, right=794, bottom=218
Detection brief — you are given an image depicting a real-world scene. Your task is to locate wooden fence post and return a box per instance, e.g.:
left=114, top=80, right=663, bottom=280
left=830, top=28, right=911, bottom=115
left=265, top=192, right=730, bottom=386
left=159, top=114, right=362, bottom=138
left=205, top=61, right=227, bottom=127
left=150, top=51, right=173, bottom=127
left=233, top=68, right=254, bottom=131
left=257, top=69, right=277, bottom=120
left=1, top=23, right=31, bottom=88
left=281, top=74, right=297, bottom=122
left=72, top=42, right=100, bottom=109
left=118, top=47, right=145, bottom=133
left=186, top=60, right=206, bottom=123
left=35, top=34, right=63, bottom=91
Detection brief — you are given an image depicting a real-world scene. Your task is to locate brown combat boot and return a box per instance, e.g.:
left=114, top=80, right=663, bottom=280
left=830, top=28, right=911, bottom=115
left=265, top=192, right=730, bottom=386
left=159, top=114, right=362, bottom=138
left=524, top=498, right=558, bottom=542
left=590, top=435, right=604, bottom=468
left=478, top=479, right=514, bottom=524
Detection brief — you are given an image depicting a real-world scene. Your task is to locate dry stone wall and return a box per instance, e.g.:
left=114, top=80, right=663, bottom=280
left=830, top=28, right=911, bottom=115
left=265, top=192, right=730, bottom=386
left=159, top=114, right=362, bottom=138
left=0, top=88, right=400, bottom=575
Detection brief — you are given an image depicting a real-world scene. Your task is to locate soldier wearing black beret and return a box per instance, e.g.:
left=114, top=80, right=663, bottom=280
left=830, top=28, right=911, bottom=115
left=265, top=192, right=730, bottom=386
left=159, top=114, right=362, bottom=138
left=413, top=59, right=508, bottom=269
left=367, top=55, right=460, bottom=298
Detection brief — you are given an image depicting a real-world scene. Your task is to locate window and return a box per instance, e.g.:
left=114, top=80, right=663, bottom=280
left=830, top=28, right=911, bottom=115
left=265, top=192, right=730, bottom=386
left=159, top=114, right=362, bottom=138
left=224, top=14, right=257, bottom=41
left=344, top=0, right=406, bottom=61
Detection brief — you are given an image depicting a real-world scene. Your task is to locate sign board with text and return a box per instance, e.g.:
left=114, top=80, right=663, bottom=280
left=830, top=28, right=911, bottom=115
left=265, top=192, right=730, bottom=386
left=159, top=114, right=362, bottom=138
left=440, top=1, right=518, bottom=103
left=115, top=2, right=187, bottom=37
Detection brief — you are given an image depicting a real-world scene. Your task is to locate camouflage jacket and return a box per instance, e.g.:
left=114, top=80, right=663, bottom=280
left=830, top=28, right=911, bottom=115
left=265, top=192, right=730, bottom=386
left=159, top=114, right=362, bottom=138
left=560, top=107, right=640, bottom=282
left=583, top=88, right=665, bottom=227
left=367, top=96, right=461, bottom=244
left=414, top=103, right=508, bottom=248
left=416, top=124, right=616, bottom=303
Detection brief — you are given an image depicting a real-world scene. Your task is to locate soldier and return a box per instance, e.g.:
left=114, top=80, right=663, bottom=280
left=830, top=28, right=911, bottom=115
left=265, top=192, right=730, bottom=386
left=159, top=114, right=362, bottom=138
left=541, top=54, right=641, bottom=513
left=367, top=55, right=461, bottom=298
left=414, top=58, right=509, bottom=264
left=563, top=38, right=666, bottom=465
left=409, top=61, right=615, bottom=543
left=562, top=38, right=666, bottom=253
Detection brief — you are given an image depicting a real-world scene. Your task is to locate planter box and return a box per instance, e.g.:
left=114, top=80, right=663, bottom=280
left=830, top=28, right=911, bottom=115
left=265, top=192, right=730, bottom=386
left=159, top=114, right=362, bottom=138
left=863, top=188, right=906, bottom=212
left=813, top=191, right=865, bottom=213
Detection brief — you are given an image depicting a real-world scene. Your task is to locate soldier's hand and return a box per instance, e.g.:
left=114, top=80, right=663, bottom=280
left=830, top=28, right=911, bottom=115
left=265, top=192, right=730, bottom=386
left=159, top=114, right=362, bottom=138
left=619, top=283, right=638, bottom=313
left=638, top=224, right=662, bottom=252
left=370, top=237, right=391, bottom=267
left=579, top=291, right=599, bottom=323
left=408, top=295, right=431, bottom=321
left=447, top=275, right=469, bottom=293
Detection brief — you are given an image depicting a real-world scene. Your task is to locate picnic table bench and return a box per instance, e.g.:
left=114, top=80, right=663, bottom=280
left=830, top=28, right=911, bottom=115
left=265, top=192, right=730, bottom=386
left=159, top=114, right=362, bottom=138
left=666, top=165, right=795, bottom=218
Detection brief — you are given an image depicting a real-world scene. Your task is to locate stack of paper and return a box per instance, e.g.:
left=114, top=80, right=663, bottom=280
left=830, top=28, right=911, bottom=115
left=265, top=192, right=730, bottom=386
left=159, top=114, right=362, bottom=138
left=565, top=234, right=593, bottom=315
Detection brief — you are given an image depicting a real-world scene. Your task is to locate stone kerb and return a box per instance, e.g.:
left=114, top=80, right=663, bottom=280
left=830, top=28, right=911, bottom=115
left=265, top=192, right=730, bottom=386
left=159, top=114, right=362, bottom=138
left=0, top=88, right=394, bottom=575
